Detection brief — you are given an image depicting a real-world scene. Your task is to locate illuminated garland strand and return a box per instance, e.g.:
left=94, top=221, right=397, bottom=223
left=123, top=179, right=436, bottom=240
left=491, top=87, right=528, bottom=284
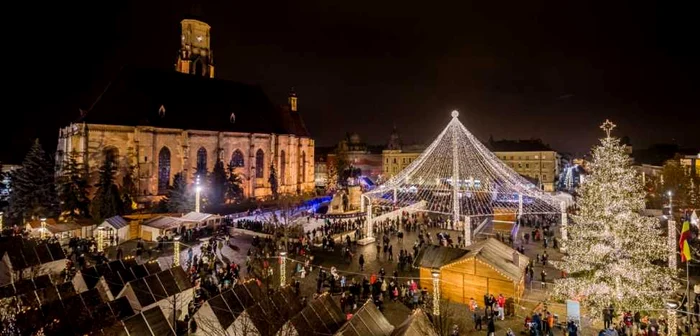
left=365, top=111, right=559, bottom=219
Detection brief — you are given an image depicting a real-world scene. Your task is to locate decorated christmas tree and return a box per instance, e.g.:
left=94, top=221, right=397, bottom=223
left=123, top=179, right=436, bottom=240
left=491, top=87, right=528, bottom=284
left=8, top=139, right=58, bottom=222
left=552, top=120, right=677, bottom=320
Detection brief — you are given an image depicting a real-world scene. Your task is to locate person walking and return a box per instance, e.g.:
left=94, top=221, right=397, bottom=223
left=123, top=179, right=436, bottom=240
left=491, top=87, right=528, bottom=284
left=487, top=317, right=495, bottom=336
left=359, top=254, right=365, bottom=271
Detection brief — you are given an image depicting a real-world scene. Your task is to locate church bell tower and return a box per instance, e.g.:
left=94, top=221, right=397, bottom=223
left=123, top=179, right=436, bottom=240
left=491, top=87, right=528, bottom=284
left=288, top=88, right=298, bottom=112
left=176, top=19, right=215, bottom=78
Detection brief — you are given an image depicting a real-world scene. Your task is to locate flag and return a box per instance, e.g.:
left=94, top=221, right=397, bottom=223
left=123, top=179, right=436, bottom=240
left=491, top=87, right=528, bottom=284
left=680, top=220, right=692, bottom=262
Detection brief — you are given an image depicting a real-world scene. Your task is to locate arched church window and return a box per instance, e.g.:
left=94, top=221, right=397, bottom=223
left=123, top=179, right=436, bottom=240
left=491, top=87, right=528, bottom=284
left=103, top=147, right=119, bottom=164
left=255, top=149, right=264, bottom=178
left=158, top=147, right=171, bottom=194
left=280, top=150, right=286, bottom=185
left=196, top=147, right=207, bottom=175
left=231, top=150, right=244, bottom=167
left=300, top=151, right=306, bottom=183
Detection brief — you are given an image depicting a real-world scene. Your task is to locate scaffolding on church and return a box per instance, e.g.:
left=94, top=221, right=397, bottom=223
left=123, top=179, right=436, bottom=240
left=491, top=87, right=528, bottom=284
left=361, top=111, right=562, bottom=246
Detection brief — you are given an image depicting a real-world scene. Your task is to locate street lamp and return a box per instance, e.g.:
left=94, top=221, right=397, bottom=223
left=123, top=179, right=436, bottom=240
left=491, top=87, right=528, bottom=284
left=40, top=217, right=47, bottom=239
left=666, top=300, right=678, bottom=336
left=97, top=227, right=105, bottom=252
left=195, top=176, right=202, bottom=213
left=173, top=235, right=181, bottom=267
left=0, top=211, right=4, bottom=233
left=432, top=271, right=440, bottom=316
left=279, top=251, right=287, bottom=287
left=668, top=191, right=676, bottom=271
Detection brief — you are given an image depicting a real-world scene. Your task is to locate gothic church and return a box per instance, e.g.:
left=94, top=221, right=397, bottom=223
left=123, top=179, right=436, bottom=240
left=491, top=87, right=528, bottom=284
left=56, top=18, right=314, bottom=203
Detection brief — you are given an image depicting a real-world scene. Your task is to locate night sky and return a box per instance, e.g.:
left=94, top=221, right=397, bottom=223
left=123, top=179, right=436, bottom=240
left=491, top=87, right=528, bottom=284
left=4, top=0, right=698, bottom=163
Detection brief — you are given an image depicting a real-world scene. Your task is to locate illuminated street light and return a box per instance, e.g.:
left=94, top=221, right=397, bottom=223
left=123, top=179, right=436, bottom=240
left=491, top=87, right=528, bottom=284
left=668, top=191, right=676, bottom=271
left=97, top=228, right=105, bottom=252
left=667, top=300, right=678, bottom=336
left=173, top=235, right=181, bottom=267
left=195, top=176, right=202, bottom=213
left=432, top=271, right=440, bottom=316
left=279, top=251, right=287, bottom=286
left=40, top=217, right=47, bottom=239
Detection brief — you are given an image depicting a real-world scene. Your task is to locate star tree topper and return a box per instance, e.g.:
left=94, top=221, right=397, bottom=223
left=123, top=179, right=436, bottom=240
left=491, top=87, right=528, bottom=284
left=600, top=119, right=616, bottom=138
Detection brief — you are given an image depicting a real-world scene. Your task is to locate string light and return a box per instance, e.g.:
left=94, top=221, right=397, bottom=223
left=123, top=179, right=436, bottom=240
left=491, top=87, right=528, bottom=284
left=551, top=121, right=678, bottom=320
left=364, top=110, right=559, bottom=245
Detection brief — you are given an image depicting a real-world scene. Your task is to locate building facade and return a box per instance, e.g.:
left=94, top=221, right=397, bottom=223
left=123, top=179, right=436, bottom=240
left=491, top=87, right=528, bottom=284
left=681, top=153, right=700, bottom=177
left=56, top=19, right=314, bottom=203
left=488, top=139, right=561, bottom=192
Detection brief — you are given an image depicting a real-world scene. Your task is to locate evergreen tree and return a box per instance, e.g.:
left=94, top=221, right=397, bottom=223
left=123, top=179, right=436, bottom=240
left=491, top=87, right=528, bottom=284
left=661, top=156, right=691, bottom=207
left=335, top=146, right=349, bottom=186
left=325, top=162, right=338, bottom=192
left=163, top=172, right=194, bottom=213
left=209, top=159, right=227, bottom=205
left=268, top=164, right=279, bottom=199
left=120, top=165, right=138, bottom=214
left=90, top=154, right=123, bottom=222
left=8, top=139, right=58, bottom=223
left=57, top=151, right=90, bottom=219
left=552, top=122, right=676, bottom=320
left=225, top=162, right=243, bottom=202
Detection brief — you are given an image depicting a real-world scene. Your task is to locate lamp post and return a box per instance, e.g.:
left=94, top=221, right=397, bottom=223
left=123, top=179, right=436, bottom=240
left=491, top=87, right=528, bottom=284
left=432, top=271, right=440, bottom=316
left=40, top=217, right=47, bottom=240
left=195, top=176, right=202, bottom=213
left=173, top=235, right=181, bottom=267
left=668, top=191, right=676, bottom=271
left=279, top=251, right=287, bottom=287
left=0, top=211, right=4, bottom=233
left=666, top=300, right=678, bottom=336
left=97, top=228, right=105, bottom=252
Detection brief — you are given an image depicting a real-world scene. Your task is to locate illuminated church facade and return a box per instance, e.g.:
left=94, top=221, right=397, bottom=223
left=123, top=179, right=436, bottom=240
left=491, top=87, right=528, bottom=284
left=56, top=18, right=314, bottom=203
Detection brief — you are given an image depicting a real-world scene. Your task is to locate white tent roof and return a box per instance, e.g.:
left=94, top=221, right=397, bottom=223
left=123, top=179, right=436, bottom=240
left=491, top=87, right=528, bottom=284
left=365, top=111, right=559, bottom=218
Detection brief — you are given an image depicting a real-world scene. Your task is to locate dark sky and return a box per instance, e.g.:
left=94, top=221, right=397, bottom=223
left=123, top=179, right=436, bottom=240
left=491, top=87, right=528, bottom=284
left=4, top=0, right=699, bottom=163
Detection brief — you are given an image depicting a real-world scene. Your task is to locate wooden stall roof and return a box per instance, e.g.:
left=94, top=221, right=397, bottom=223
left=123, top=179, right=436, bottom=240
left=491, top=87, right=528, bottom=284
left=413, top=245, right=469, bottom=269
left=289, top=293, right=346, bottom=335
left=335, top=299, right=394, bottom=336
left=444, top=238, right=530, bottom=282
left=390, top=309, right=437, bottom=336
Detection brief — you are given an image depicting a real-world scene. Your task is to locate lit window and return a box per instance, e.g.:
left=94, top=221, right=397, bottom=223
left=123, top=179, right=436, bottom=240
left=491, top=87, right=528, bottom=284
left=197, top=36, right=203, bottom=42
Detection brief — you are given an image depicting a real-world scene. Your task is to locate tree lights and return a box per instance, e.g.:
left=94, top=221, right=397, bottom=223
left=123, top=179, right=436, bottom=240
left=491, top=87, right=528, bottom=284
left=363, top=110, right=559, bottom=244
left=551, top=120, right=677, bottom=320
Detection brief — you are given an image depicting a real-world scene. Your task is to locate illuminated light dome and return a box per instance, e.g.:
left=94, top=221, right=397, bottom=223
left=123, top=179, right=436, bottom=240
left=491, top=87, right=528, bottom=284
left=364, top=110, right=559, bottom=221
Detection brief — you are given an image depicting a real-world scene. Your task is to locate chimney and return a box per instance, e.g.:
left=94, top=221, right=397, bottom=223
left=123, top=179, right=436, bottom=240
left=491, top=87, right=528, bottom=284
left=513, top=250, right=520, bottom=267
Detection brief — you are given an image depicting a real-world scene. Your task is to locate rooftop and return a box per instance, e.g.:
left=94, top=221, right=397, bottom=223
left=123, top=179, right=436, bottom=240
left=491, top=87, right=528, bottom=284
left=76, top=67, right=310, bottom=137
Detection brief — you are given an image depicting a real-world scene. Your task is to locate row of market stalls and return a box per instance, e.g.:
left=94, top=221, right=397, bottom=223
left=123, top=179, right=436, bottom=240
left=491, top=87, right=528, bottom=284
left=194, top=281, right=438, bottom=336
left=19, top=212, right=222, bottom=250
left=0, top=235, right=67, bottom=286
left=0, top=236, right=194, bottom=335
left=96, top=212, right=223, bottom=247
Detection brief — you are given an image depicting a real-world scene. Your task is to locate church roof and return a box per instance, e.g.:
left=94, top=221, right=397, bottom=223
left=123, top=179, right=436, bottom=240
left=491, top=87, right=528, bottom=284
left=78, top=67, right=310, bottom=137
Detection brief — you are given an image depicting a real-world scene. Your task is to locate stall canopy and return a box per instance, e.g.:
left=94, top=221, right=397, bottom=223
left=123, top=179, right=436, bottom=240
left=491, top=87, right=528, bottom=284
left=118, top=266, right=192, bottom=310
left=287, top=293, right=346, bottom=335
left=122, top=305, right=175, bottom=336
left=335, top=299, right=395, bottom=336
left=390, top=309, right=437, bottom=336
